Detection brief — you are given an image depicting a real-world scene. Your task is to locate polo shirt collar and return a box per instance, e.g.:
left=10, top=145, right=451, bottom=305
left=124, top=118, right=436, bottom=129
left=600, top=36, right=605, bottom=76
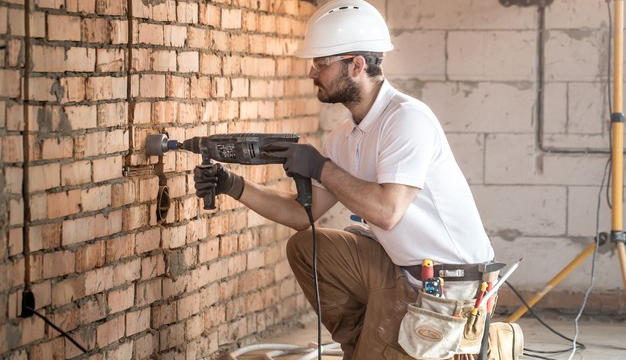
left=347, top=79, right=394, bottom=136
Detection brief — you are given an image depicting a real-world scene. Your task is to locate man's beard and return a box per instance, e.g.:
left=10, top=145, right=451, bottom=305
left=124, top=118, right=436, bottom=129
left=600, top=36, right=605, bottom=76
left=315, top=66, right=361, bottom=106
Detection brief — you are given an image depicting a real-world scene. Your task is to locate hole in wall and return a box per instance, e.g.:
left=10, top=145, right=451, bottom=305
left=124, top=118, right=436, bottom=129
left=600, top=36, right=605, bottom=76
left=157, top=185, right=170, bottom=224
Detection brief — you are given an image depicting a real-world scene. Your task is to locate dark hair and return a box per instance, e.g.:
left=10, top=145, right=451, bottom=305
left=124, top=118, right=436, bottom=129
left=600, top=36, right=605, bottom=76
left=339, top=52, right=383, bottom=79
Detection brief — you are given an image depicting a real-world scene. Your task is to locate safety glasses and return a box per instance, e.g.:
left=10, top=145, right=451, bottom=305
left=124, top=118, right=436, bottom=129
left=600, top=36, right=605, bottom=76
left=311, top=55, right=356, bottom=71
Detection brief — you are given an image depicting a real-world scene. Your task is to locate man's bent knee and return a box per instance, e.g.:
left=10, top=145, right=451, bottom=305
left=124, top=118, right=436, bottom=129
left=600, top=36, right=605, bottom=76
left=286, top=229, right=314, bottom=263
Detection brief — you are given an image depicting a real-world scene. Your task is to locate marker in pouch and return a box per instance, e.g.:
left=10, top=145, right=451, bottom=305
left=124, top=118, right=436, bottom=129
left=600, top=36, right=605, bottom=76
left=350, top=214, right=366, bottom=223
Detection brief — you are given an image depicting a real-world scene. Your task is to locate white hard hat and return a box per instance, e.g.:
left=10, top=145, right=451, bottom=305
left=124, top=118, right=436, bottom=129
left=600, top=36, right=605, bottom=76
left=294, top=0, right=394, bottom=59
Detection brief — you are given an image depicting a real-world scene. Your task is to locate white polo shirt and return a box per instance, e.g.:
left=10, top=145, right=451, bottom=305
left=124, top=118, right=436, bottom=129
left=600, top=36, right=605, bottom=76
left=319, top=80, right=494, bottom=265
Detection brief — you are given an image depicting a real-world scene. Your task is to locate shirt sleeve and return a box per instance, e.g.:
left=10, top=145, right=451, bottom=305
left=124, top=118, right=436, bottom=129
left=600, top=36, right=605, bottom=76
left=376, top=105, right=439, bottom=189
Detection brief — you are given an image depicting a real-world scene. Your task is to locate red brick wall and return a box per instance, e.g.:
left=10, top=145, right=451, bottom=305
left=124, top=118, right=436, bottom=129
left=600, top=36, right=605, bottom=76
left=0, top=0, right=320, bottom=358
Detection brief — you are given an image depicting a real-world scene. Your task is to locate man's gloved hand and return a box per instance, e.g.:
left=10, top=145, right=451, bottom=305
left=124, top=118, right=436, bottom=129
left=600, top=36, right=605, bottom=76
left=193, top=163, right=245, bottom=200
left=263, top=142, right=329, bottom=182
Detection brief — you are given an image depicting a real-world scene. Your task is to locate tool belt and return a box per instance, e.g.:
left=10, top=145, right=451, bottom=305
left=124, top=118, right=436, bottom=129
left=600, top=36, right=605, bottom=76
left=398, top=263, right=500, bottom=359
left=402, top=263, right=483, bottom=282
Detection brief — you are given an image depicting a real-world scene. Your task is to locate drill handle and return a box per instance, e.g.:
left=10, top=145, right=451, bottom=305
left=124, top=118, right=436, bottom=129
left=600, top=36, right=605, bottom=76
left=199, top=154, right=216, bottom=210
left=289, top=173, right=313, bottom=209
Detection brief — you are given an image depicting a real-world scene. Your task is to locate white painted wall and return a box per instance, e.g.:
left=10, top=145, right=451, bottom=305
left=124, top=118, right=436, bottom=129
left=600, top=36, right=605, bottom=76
left=317, top=0, right=624, bottom=292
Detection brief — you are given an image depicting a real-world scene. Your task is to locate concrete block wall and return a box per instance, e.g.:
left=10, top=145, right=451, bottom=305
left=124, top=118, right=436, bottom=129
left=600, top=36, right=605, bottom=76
left=319, top=0, right=625, bottom=313
left=0, top=0, right=319, bottom=358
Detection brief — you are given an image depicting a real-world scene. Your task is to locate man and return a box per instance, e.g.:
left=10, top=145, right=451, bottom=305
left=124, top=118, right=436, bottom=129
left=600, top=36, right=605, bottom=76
left=194, top=0, right=495, bottom=359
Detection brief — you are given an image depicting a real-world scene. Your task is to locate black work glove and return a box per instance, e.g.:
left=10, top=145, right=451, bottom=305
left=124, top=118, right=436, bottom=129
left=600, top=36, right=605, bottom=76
left=193, top=163, right=244, bottom=200
left=263, top=142, right=329, bottom=182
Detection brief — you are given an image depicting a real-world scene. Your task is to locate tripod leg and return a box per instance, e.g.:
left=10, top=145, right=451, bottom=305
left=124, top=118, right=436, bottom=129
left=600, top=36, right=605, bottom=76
left=505, top=243, right=596, bottom=323
left=617, top=243, right=626, bottom=289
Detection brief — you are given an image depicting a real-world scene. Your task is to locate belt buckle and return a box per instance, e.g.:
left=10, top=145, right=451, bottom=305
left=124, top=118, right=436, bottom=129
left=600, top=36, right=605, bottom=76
left=439, top=269, right=465, bottom=278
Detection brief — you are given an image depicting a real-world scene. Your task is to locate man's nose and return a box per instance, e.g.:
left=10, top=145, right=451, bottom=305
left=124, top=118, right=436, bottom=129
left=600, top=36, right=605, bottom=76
left=308, top=67, right=319, bottom=79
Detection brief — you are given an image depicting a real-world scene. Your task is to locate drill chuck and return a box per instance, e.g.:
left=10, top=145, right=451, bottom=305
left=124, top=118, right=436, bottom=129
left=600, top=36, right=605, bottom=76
left=145, top=134, right=181, bottom=156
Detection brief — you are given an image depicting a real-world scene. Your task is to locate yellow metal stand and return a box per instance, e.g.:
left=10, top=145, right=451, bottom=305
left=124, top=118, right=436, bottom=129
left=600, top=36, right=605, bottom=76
left=507, top=0, right=626, bottom=323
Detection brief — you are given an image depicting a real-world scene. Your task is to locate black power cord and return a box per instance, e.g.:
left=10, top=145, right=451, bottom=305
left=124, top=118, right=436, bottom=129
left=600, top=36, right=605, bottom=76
left=24, top=306, right=88, bottom=353
left=504, top=281, right=586, bottom=360
left=304, top=206, right=323, bottom=360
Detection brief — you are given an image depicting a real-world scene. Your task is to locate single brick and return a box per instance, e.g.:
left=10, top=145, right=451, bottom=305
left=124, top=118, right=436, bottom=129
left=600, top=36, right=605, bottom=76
left=199, top=3, right=221, bottom=27
left=162, top=225, right=186, bottom=249
left=112, top=259, right=140, bottom=287
left=97, top=102, right=126, bottom=127
left=200, top=53, right=222, bottom=75
left=136, top=279, right=162, bottom=307
left=0, top=6, right=7, bottom=35
left=31, top=281, right=52, bottom=311
left=84, top=266, right=114, bottom=296
left=138, top=23, right=164, bottom=45
left=8, top=8, right=25, bottom=36
left=81, top=185, right=112, bottom=212
left=139, top=74, right=165, bottom=98
left=135, top=228, right=160, bottom=254
left=141, top=254, right=165, bottom=279
left=177, top=292, right=200, bottom=320
left=107, top=285, right=134, bottom=314
left=30, top=11, right=46, bottom=38
left=64, top=105, right=97, bottom=130
left=122, top=204, right=148, bottom=231
left=43, top=250, right=75, bottom=279
left=2, top=135, right=23, bottom=163
left=105, top=234, right=135, bottom=262
left=61, top=160, right=92, bottom=186
left=31, top=45, right=64, bottom=72
left=47, top=189, right=81, bottom=219
left=96, top=48, right=125, bottom=72
left=4, top=166, right=21, bottom=195
left=92, top=156, right=123, bottom=182
left=135, top=333, right=155, bottom=359
left=0, top=70, right=21, bottom=98
left=85, top=76, right=127, bottom=101
left=29, top=223, right=61, bottom=252
left=60, top=77, right=86, bottom=103
left=106, top=342, right=133, bottom=360
left=81, top=18, right=110, bottom=43
left=164, top=25, right=187, bottom=46
left=47, top=14, right=81, bottom=41
left=51, top=276, right=85, bottom=307
left=111, top=180, right=137, bottom=207
left=41, top=136, right=73, bottom=160
left=187, top=27, right=209, bottom=49
left=96, top=0, right=127, bottom=16
left=110, top=20, right=128, bottom=44
left=152, top=302, right=176, bottom=328
left=177, top=1, right=198, bottom=23
left=62, top=215, right=95, bottom=246
left=75, top=242, right=106, bottom=272
left=190, top=76, right=211, bottom=99
left=166, top=75, right=189, bottom=98
left=126, top=308, right=150, bottom=336
left=177, top=51, right=199, bottom=73
left=96, top=315, right=125, bottom=347
left=8, top=228, right=22, bottom=256
left=150, top=50, right=176, bottom=72
left=221, top=8, right=242, bottom=29
left=36, top=0, right=64, bottom=9
left=29, top=163, right=61, bottom=192
left=158, top=323, right=184, bottom=350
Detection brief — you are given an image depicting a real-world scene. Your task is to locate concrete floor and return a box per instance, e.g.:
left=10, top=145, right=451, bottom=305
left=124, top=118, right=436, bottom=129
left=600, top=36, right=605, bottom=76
left=231, top=315, right=626, bottom=360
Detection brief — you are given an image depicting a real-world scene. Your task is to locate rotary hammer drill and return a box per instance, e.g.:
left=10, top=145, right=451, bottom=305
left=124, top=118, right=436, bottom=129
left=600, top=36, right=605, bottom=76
left=145, top=133, right=313, bottom=210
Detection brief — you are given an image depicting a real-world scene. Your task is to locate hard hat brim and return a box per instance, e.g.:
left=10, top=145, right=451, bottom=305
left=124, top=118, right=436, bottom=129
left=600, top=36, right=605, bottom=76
left=294, top=41, right=394, bottom=59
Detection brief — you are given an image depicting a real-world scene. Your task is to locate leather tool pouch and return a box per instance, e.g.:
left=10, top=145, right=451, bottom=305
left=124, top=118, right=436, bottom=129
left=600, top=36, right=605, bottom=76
left=398, top=292, right=487, bottom=359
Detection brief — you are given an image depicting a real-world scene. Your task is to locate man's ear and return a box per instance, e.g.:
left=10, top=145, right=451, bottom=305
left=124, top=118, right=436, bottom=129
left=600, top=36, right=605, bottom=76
left=351, top=56, right=366, bottom=77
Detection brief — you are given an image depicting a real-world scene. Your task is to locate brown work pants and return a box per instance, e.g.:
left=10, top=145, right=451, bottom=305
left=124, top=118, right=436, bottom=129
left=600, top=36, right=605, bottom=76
left=286, top=228, right=477, bottom=360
